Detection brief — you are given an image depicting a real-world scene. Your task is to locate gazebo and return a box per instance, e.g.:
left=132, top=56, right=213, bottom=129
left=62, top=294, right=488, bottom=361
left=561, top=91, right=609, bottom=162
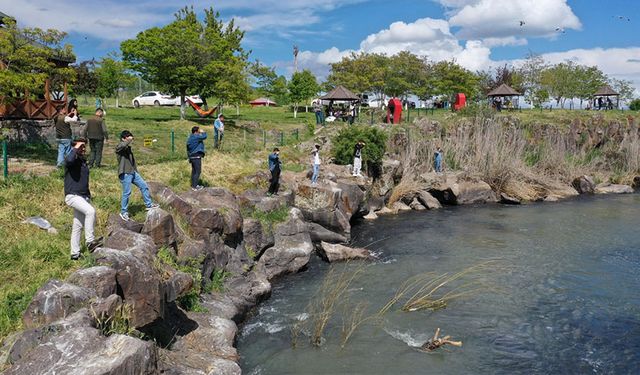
left=249, top=97, right=277, bottom=107
left=593, top=85, right=619, bottom=110
left=487, top=83, right=521, bottom=111
left=319, top=85, right=360, bottom=119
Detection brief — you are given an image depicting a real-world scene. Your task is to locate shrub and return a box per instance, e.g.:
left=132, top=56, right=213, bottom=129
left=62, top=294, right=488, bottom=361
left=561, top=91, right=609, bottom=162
left=629, top=99, right=640, bottom=111
left=331, top=126, right=387, bottom=171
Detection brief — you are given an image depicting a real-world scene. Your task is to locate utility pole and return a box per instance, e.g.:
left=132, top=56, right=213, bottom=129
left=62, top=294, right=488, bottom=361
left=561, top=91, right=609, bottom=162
left=293, top=45, right=299, bottom=73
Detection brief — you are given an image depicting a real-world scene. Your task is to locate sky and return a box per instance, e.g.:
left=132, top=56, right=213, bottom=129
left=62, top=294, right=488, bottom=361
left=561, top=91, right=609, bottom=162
left=2, top=0, right=640, bottom=92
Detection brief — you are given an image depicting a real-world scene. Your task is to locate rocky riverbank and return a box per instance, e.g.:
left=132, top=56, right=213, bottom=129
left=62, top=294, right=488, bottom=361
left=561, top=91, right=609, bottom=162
left=1, top=138, right=638, bottom=374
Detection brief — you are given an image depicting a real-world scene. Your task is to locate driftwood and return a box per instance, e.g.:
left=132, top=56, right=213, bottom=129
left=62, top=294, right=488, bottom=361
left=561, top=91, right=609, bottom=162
left=419, top=328, right=462, bottom=352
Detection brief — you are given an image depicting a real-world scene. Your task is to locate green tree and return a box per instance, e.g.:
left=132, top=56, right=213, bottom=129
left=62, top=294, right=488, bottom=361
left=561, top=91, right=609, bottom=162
left=71, top=60, right=98, bottom=102
left=95, top=55, right=134, bottom=108
left=574, top=65, right=607, bottom=108
left=326, top=52, right=388, bottom=99
left=431, top=60, right=479, bottom=100
left=332, top=126, right=387, bottom=175
left=287, top=69, right=319, bottom=118
left=250, top=60, right=278, bottom=98
left=609, top=78, right=635, bottom=102
left=0, top=17, right=75, bottom=102
left=385, top=51, right=425, bottom=98
left=272, top=75, right=289, bottom=105
left=121, top=7, right=248, bottom=119
left=517, top=53, right=548, bottom=108
left=541, top=62, right=578, bottom=108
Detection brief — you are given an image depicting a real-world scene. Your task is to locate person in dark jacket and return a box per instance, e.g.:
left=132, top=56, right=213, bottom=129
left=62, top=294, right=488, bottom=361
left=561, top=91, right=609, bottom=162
left=186, top=126, right=207, bottom=191
left=55, top=108, right=72, bottom=167
left=64, top=138, right=103, bottom=260
left=268, top=148, right=282, bottom=195
left=115, top=130, right=159, bottom=221
left=352, top=140, right=365, bottom=177
left=86, top=108, right=109, bottom=168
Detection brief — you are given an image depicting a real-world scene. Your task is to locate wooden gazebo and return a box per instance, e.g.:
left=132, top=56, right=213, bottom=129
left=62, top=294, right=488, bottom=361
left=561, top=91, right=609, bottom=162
left=593, top=85, right=619, bottom=110
left=0, top=12, right=75, bottom=120
left=487, top=83, right=521, bottom=110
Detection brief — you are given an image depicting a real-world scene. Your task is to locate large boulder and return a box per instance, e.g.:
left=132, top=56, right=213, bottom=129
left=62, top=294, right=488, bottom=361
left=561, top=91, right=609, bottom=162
left=499, top=192, right=521, bottom=205
left=6, top=310, right=157, bottom=375
left=221, top=271, right=272, bottom=315
left=295, top=182, right=351, bottom=236
left=67, top=266, right=117, bottom=299
left=104, top=227, right=157, bottom=256
left=391, top=200, right=412, bottom=213
left=201, top=233, right=247, bottom=281
left=317, top=242, right=374, bottom=263
left=595, top=183, right=634, bottom=194
left=335, top=180, right=367, bottom=219
left=106, top=212, right=144, bottom=234
left=93, top=247, right=164, bottom=327
left=256, top=208, right=314, bottom=280
left=456, top=180, right=498, bottom=205
left=378, top=159, right=403, bottom=197
left=22, top=280, right=96, bottom=329
left=242, top=218, right=275, bottom=260
left=142, top=208, right=181, bottom=249
left=239, top=189, right=294, bottom=213
left=572, top=175, right=596, bottom=194
left=416, top=190, right=442, bottom=210
left=307, top=222, right=348, bottom=244
left=409, top=198, right=427, bottom=211
left=164, top=271, right=194, bottom=303
left=183, top=188, right=243, bottom=247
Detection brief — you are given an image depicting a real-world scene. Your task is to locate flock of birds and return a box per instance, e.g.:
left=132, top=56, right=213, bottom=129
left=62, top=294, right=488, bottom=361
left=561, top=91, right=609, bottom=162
left=517, top=15, right=630, bottom=34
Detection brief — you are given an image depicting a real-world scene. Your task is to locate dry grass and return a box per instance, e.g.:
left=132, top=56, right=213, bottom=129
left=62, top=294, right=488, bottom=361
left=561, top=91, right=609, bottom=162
left=387, top=180, right=424, bottom=206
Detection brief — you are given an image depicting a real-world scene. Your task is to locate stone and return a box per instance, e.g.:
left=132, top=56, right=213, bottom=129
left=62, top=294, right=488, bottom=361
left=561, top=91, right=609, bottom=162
left=242, top=219, right=275, bottom=260
left=22, top=280, right=97, bottom=329
left=183, top=188, right=243, bottom=247
left=456, top=180, right=497, bottom=205
left=366, top=194, right=385, bottom=212
left=221, top=271, right=272, bottom=315
left=6, top=310, right=157, bottom=375
left=307, top=222, right=348, bottom=244
left=595, top=183, right=634, bottom=194
left=572, top=175, right=596, bottom=194
left=170, top=314, right=239, bottom=362
left=335, top=179, right=367, bottom=218
left=256, top=208, right=314, bottom=280
left=363, top=210, right=378, bottom=220
left=142, top=208, right=181, bottom=249
left=104, top=227, right=157, bottom=256
left=106, top=212, right=143, bottom=234
left=499, top=192, right=521, bottom=205
left=378, top=159, right=403, bottom=196
left=416, top=190, right=442, bottom=210
left=94, top=247, right=164, bottom=327
left=67, top=266, right=117, bottom=299
left=201, top=233, right=247, bottom=280
left=90, top=294, right=123, bottom=320
left=376, top=206, right=394, bottom=215
left=164, top=271, right=194, bottom=303
left=177, top=238, right=207, bottom=262
left=391, top=201, right=412, bottom=212
left=294, top=182, right=352, bottom=236
left=633, top=176, right=640, bottom=189
left=409, top=198, right=427, bottom=211
left=317, top=242, right=374, bottom=263
left=239, top=189, right=293, bottom=213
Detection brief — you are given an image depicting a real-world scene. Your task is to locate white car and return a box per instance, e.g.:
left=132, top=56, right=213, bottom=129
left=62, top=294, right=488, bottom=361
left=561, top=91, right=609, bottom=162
left=132, top=91, right=178, bottom=107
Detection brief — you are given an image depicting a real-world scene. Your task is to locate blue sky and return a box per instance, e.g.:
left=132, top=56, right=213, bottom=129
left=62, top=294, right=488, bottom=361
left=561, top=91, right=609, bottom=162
left=3, top=0, right=639, bottom=90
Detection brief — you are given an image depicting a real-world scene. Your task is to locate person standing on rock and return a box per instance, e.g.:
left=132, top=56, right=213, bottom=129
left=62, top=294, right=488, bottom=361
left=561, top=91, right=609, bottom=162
left=268, top=148, right=282, bottom=195
left=116, top=130, right=159, bottom=221
left=352, top=140, right=365, bottom=177
left=64, top=138, right=103, bottom=260
left=214, top=114, right=225, bottom=149
left=86, top=108, right=108, bottom=168
left=434, top=146, right=443, bottom=173
left=311, top=144, right=321, bottom=186
left=54, top=108, right=72, bottom=168
left=187, top=126, right=207, bottom=191
left=313, top=100, right=324, bottom=126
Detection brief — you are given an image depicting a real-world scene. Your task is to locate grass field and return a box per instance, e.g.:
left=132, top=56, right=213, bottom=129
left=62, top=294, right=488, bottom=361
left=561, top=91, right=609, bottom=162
left=0, top=104, right=635, bottom=340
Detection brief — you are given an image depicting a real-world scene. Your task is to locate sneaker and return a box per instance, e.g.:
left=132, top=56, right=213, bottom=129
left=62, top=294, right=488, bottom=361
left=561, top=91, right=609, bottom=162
left=119, top=212, right=130, bottom=221
left=146, top=203, right=160, bottom=211
left=87, top=236, right=104, bottom=253
left=191, top=185, right=204, bottom=191
left=70, top=254, right=80, bottom=261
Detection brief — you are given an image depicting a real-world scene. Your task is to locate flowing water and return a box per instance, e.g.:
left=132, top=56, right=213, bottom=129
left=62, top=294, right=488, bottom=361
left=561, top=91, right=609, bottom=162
left=237, top=195, right=640, bottom=374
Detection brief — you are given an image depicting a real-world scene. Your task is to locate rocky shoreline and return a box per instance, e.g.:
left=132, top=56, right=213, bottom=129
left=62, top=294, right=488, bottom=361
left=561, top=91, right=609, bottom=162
left=1, top=157, right=638, bottom=374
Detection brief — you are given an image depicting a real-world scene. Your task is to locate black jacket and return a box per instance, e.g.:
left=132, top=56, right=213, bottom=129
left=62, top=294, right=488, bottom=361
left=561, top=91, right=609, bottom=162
left=64, top=149, right=91, bottom=198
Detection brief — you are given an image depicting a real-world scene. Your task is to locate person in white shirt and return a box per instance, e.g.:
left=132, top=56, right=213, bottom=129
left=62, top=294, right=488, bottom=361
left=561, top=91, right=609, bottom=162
left=311, top=144, right=321, bottom=186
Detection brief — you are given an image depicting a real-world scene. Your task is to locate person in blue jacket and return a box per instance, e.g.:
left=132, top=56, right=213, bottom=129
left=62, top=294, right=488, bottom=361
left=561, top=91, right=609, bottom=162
left=187, top=126, right=207, bottom=191
left=214, top=114, right=224, bottom=149
left=268, top=148, right=282, bottom=195
left=434, top=146, right=443, bottom=173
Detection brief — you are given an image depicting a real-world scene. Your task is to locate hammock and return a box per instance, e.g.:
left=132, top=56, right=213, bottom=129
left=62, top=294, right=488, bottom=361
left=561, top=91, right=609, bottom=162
left=186, top=98, right=217, bottom=118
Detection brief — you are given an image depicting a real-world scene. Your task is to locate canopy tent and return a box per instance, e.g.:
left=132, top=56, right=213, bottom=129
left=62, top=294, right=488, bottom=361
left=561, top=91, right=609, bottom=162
left=319, top=85, right=359, bottom=101
left=592, top=85, right=619, bottom=110
left=249, top=97, right=277, bottom=107
left=487, top=83, right=521, bottom=111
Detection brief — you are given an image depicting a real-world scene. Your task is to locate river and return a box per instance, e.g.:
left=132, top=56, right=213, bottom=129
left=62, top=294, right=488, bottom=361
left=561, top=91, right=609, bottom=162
left=237, top=195, right=640, bottom=374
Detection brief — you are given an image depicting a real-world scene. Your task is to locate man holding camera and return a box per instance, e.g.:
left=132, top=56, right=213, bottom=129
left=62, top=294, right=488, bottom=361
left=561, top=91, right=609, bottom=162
left=116, top=130, right=159, bottom=221
left=64, top=138, right=103, bottom=260
left=187, top=126, right=207, bottom=191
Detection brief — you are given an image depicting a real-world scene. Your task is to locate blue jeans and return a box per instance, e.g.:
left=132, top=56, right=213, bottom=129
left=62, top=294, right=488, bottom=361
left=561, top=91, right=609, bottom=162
left=119, top=172, right=153, bottom=214
left=315, top=111, right=324, bottom=125
left=56, top=139, right=71, bottom=167
left=434, top=160, right=442, bottom=173
left=214, top=129, right=223, bottom=148
left=312, top=164, right=320, bottom=184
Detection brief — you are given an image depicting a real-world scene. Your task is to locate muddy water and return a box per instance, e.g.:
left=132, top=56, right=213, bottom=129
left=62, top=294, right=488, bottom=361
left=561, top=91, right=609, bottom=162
left=237, top=195, right=640, bottom=374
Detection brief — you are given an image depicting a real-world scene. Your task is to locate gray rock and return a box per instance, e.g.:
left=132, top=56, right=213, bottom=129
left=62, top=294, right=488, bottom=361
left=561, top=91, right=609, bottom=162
left=363, top=210, right=378, bottom=220
left=177, top=238, right=206, bottom=262
left=416, top=190, right=442, bottom=210
left=572, top=175, right=596, bottom=194
left=90, top=294, right=123, bottom=320
left=595, top=183, right=634, bottom=194
left=391, top=201, right=412, bottom=212
left=409, top=198, right=427, bottom=211
left=22, top=280, right=97, bottom=329
left=67, top=266, right=117, bottom=299
left=164, top=271, right=194, bottom=303
left=242, top=219, right=274, bottom=260
left=106, top=213, right=143, bottom=234
left=104, top=227, right=157, bottom=256
left=378, top=159, right=402, bottom=196
left=142, top=208, right=181, bottom=249
left=94, top=247, right=164, bottom=327
left=183, top=187, right=243, bottom=247
left=256, top=208, right=314, bottom=280
left=633, top=176, right=640, bottom=189
left=456, top=180, right=498, bottom=205
left=307, top=222, right=348, bottom=244
left=317, top=242, right=374, bottom=263
left=499, top=192, right=521, bottom=205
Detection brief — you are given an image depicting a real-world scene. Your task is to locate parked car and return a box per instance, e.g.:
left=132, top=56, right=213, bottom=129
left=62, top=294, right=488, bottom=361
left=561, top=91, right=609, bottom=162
left=132, top=91, right=178, bottom=107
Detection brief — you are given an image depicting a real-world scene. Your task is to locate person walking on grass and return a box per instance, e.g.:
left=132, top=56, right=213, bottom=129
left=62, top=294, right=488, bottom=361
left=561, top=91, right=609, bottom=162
left=352, top=140, right=365, bottom=177
left=434, top=146, right=443, bottom=173
left=55, top=108, right=72, bottom=167
left=64, top=138, right=103, bottom=260
left=116, top=130, right=159, bottom=221
left=268, top=148, right=282, bottom=195
left=311, top=144, right=321, bottom=186
left=86, top=108, right=108, bottom=168
left=187, top=126, right=207, bottom=191
left=214, top=114, right=225, bottom=149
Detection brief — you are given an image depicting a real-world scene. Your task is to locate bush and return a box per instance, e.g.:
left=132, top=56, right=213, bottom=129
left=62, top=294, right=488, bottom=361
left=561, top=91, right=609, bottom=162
left=629, top=99, right=640, bottom=111
left=331, top=126, right=387, bottom=172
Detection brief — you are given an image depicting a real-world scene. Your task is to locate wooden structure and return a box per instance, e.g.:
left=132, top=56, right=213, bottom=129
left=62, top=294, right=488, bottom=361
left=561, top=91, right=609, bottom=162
left=593, top=85, right=619, bottom=110
left=487, top=83, right=521, bottom=110
left=0, top=12, right=74, bottom=120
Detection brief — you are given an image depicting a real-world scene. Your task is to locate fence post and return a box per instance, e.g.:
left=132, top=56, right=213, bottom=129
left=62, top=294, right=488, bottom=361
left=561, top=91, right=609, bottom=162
left=370, top=110, right=374, bottom=125
left=2, top=140, right=7, bottom=180
left=407, top=107, right=411, bottom=124
left=280, top=132, right=284, bottom=146
left=171, top=129, right=175, bottom=154
left=243, top=129, right=247, bottom=150
left=262, top=129, right=266, bottom=149
left=294, top=129, right=299, bottom=141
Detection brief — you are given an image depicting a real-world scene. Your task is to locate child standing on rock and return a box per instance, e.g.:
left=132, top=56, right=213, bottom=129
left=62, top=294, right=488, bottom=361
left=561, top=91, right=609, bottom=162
left=434, top=146, right=443, bottom=173
left=311, top=144, right=321, bottom=186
